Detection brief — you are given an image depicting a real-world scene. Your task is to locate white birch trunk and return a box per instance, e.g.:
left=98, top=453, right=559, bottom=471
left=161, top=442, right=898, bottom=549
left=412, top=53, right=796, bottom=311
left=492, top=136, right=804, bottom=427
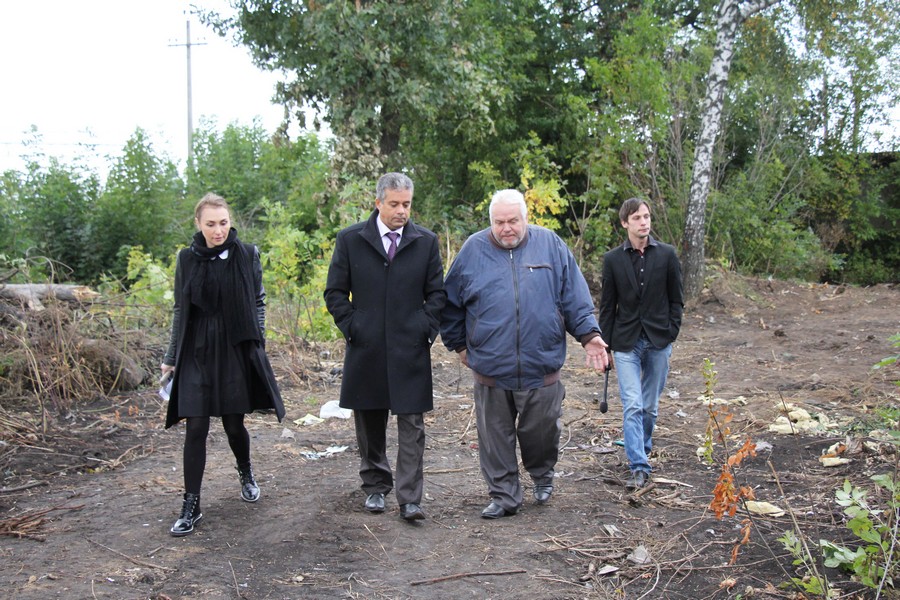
left=682, top=0, right=782, bottom=300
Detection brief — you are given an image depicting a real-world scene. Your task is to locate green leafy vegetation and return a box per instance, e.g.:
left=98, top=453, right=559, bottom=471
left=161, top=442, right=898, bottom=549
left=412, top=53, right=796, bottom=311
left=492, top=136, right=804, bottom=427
left=0, top=1, right=896, bottom=318
left=776, top=336, right=900, bottom=597
left=780, top=475, right=900, bottom=597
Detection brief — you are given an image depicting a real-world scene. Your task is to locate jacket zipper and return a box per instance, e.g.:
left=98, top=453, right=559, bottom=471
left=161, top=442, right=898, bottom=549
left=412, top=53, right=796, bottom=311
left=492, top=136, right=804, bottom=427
left=510, top=249, right=521, bottom=388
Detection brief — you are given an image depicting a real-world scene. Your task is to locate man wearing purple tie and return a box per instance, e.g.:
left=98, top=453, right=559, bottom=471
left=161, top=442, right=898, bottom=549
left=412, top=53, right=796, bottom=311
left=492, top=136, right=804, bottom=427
left=324, top=173, right=446, bottom=521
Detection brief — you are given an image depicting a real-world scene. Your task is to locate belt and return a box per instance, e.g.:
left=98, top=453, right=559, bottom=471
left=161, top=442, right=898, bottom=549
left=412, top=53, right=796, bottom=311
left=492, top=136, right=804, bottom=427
left=473, top=370, right=561, bottom=388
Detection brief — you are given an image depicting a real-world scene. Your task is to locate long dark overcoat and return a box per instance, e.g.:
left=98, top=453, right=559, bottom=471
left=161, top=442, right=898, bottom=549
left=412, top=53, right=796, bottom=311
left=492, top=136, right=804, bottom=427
left=324, top=210, right=446, bottom=414
left=164, top=243, right=285, bottom=429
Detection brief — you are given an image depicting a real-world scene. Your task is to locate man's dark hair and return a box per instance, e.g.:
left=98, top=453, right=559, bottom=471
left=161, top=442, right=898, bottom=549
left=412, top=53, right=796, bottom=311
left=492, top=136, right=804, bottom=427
left=619, top=197, right=651, bottom=224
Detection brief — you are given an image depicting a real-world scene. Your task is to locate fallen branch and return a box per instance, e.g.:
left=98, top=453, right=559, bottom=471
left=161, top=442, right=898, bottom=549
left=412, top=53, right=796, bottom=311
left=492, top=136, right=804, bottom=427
left=0, top=480, right=49, bottom=494
left=106, top=444, right=146, bottom=470
left=87, top=538, right=177, bottom=572
left=627, top=483, right=659, bottom=506
left=457, top=403, right=476, bottom=441
left=423, top=467, right=470, bottom=475
left=631, top=482, right=657, bottom=499
left=410, top=569, right=526, bottom=586
left=0, top=283, right=99, bottom=311
left=363, top=524, right=388, bottom=559
left=229, top=560, right=244, bottom=599
left=538, top=533, right=629, bottom=561
left=0, top=503, right=84, bottom=541
left=651, top=477, right=694, bottom=488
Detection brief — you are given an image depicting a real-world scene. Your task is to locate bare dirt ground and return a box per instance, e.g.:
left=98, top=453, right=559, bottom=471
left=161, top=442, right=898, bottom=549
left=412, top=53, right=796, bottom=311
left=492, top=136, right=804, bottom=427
left=1, top=271, right=899, bottom=600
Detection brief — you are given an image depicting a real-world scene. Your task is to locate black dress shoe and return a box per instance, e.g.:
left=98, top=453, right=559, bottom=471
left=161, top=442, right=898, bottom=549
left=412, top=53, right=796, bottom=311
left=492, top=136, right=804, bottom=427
left=400, top=503, right=425, bottom=520
left=533, top=484, right=553, bottom=504
left=481, top=501, right=517, bottom=519
left=625, top=471, right=649, bottom=490
left=364, top=493, right=386, bottom=513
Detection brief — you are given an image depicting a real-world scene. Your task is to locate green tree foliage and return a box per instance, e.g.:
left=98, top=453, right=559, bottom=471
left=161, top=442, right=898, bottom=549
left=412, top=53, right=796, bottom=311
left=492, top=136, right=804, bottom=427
left=187, top=120, right=331, bottom=234
left=89, top=128, right=186, bottom=280
left=203, top=0, right=510, bottom=184
left=0, top=170, right=29, bottom=259
left=205, top=1, right=899, bottom=289
left=5, top=159, right=100, bottom=281
left=203, top=2, right=662, bottom=217
left=2, top=2, right=898, bottom=293
left=188, top=118, right=277, bottom=218
left=813, top=152, right=900, bottom=283
left=256, top=200, right=338, bottom=342
left=577, top=7, right=704, bottom=254
left=798, top=0, right=900, bottom=153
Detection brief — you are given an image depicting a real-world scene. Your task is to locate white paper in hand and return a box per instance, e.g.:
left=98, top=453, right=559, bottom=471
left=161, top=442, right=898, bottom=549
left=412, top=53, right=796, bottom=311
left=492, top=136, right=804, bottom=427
left=158, top=374, right=173, bottom=401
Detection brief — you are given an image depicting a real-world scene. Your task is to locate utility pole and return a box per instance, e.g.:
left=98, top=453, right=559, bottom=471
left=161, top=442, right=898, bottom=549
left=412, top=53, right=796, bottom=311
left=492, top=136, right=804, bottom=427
left=169, top=19, right=206, bottom=173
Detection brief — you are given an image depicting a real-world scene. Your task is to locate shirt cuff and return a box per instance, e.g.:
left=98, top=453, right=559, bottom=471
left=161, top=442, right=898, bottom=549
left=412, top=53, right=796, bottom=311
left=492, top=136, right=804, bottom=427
left=579, top=331, right=601, bottom=347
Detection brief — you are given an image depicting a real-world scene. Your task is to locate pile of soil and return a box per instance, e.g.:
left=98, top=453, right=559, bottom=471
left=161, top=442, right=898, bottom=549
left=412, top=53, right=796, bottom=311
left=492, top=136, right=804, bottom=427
left=0, top=271, right=898, bottom=599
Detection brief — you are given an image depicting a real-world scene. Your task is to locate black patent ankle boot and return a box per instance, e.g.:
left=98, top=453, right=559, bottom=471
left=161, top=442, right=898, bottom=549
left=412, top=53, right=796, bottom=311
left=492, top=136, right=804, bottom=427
left=170, top=492, right=202, bottom=537
left=237, top=463, right=260, bottom=503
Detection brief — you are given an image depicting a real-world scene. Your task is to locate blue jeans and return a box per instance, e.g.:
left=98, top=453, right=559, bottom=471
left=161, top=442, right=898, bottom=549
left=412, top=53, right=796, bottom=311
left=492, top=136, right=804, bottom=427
left=613, top=334, right=672, bottom=474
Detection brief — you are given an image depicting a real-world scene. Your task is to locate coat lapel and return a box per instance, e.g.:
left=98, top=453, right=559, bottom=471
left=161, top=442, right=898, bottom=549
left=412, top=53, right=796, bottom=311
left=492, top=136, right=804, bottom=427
left=358, top=209, right=423, bottom=261
left=396, top=219, right=422, bottom=255
left=359, top=210, right=389, bottom=260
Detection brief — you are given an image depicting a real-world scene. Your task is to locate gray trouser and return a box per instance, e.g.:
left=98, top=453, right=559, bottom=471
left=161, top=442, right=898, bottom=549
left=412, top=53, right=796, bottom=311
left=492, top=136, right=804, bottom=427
left=354, top=410, right=425, bottom=505
left=473, top=381, right=564, bottom=511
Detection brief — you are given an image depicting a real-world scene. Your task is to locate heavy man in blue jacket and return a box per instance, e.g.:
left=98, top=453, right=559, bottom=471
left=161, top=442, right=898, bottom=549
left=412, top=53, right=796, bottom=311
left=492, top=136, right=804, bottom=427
left=598, top=198, right=684, bottom=490
left=441, top=189, right=610, bottom=519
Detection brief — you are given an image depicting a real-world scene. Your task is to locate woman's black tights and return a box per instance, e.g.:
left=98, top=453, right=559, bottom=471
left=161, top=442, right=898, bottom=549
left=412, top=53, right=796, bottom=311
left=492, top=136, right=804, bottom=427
left=183, top=415, right=251, bottom=494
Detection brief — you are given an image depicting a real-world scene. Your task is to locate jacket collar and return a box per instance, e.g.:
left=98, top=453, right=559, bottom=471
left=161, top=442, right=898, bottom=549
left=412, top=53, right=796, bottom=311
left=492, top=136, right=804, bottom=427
left=487, top=225, right=530, bottom=251
left=623, top=234, right=658, bottom=252
left=360, top=209, right=422, bottom=258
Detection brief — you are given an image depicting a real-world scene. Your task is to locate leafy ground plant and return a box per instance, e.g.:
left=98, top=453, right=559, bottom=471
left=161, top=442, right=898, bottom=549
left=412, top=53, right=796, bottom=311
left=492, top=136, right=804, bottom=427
left=700, top=358, right=758, bottom=564
left=820, top=477, right=899, bottom=594
left=778, top=333, right=900, bottom=598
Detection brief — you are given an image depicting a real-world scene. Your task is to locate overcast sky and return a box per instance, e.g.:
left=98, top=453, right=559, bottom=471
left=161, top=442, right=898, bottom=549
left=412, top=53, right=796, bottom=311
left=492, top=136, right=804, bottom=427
left=0, top=0, right=292, bottom=176
left=2, top=2, right=896, bottom=180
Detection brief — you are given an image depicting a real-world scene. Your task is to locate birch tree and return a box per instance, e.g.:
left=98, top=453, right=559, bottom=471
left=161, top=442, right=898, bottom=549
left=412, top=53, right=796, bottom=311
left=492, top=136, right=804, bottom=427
left=681, top=0, right=781, bottom=300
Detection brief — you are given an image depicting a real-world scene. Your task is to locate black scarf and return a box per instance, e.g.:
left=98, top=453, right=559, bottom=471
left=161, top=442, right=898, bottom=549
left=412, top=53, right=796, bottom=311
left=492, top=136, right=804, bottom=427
left=187, top=228, right=261, bottom=346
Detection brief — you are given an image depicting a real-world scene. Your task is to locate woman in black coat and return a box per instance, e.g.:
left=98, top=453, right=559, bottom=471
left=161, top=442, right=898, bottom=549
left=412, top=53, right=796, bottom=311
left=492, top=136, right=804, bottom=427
left=161, top=193, right=284, bottom=536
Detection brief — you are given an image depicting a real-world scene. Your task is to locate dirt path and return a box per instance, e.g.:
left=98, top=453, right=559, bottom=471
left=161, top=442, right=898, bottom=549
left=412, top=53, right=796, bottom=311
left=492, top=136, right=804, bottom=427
left=1, top=273, right=898, bottom=599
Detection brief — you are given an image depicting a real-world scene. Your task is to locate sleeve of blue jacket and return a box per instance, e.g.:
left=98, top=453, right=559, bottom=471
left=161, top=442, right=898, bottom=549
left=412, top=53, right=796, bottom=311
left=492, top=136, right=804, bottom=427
left=440, top=242, right=469, bottom=353
left=557, top=235, right=601, bottom=340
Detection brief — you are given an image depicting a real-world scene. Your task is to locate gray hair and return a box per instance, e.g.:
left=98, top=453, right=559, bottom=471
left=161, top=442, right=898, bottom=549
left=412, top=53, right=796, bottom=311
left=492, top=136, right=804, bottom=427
left=489, top=189, right=528, bottom=221
left=376, top=172, right=414, bottom=201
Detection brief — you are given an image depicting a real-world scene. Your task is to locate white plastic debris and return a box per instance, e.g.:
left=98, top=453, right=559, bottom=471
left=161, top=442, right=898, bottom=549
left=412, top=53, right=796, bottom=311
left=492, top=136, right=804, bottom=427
left=744, top=500, right=785, bottom=517
left=301, top=445, right=349, bottom=460
left=319, top=400, right=352, bottom=419
left=294, top=414, right=324, bottom=426
left=627, top=545, right=651, bottom=565
left=819, top=456, right=852, bottom=467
